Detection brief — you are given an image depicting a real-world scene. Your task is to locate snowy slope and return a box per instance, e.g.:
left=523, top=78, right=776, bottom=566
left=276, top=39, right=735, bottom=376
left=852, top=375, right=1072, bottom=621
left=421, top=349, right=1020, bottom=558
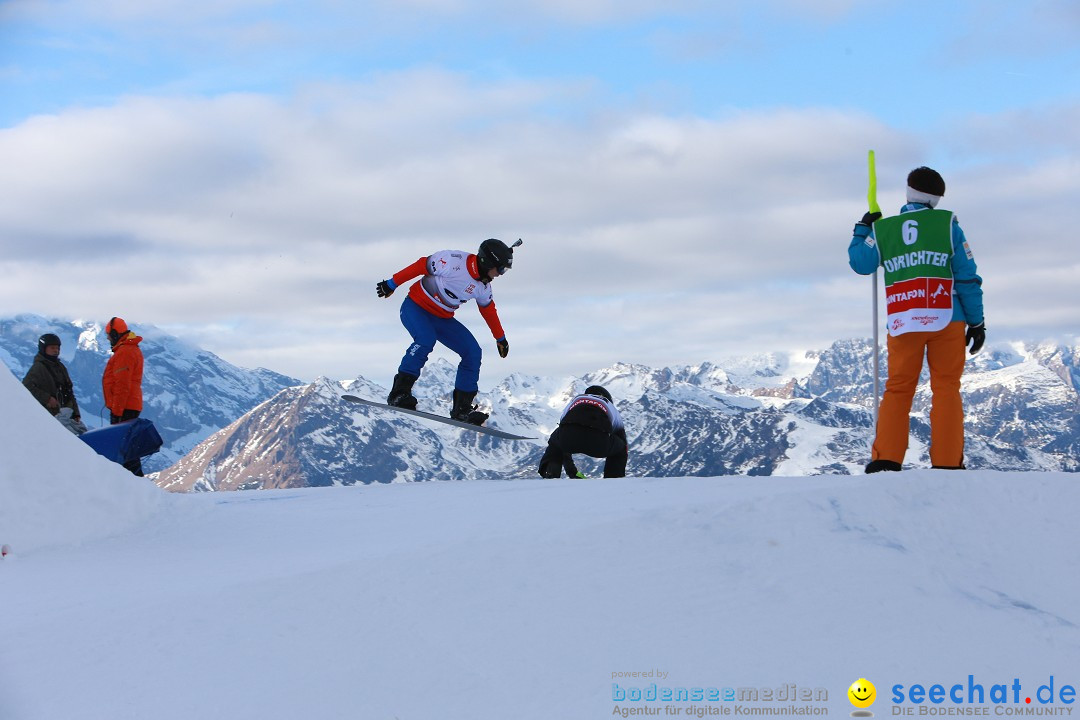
left=0, top=360, right=164, bottom=551
left=3, top=358, right=1080, bottom=720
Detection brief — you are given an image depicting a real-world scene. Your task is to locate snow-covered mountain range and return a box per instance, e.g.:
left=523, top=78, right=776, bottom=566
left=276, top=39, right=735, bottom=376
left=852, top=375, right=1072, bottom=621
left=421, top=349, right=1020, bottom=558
left=5, top=314, right=1076, bottom=488
left=155, top=338, right=1080, bottom=491
left=0, top=315, right=300, bottom=473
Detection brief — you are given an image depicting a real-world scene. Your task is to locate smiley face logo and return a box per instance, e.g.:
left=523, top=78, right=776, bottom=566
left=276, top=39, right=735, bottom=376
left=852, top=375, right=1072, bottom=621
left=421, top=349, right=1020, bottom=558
left=848, top=678, right=876, bottom=709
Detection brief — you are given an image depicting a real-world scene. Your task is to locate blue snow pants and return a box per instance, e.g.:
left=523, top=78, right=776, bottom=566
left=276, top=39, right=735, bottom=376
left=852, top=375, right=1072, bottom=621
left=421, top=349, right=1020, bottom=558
left=398, top=296, right=482, bottom=392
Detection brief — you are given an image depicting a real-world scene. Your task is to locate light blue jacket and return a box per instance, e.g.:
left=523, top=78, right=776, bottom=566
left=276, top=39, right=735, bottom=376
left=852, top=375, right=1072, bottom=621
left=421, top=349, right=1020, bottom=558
left=848, top=202, right=984, bottom=326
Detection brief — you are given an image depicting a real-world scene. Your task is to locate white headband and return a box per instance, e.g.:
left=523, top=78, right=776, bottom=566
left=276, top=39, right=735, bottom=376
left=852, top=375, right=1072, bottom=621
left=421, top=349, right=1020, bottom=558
left=906, top=186, right=941, bottom=208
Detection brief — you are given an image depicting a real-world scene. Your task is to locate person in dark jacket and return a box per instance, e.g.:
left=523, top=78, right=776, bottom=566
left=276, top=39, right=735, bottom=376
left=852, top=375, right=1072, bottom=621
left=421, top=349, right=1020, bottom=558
left=22, top=333, right=87, bottom=435
left=102, top=317, right=145, bottom=476
left=539, top=385, right=628, bottom=479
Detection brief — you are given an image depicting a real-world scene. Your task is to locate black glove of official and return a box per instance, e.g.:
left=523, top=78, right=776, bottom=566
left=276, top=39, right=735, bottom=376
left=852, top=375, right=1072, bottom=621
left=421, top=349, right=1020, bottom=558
left=966, top=322, right=986, bottom=355
left=376, top=280, right=395, bottom=298
left=856, top=211, right=882, bottom=228
left=496, top=338, right=509, bottom=358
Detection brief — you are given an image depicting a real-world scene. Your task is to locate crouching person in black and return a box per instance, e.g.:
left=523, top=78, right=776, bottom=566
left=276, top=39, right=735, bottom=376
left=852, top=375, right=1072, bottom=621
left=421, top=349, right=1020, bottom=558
left=539, top=385, right=627, bottom=478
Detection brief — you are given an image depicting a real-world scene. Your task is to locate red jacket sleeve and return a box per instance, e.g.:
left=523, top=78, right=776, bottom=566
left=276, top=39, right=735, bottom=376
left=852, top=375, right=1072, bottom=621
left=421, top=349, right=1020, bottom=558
left=478, top=300, right=505, bottom=340
left=391, top=257, right=429, bottom=288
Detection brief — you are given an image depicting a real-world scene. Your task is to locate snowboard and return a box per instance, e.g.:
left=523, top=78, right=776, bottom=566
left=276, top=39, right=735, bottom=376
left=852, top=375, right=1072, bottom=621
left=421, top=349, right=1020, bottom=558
left=341, top=395, right=536, bottom=440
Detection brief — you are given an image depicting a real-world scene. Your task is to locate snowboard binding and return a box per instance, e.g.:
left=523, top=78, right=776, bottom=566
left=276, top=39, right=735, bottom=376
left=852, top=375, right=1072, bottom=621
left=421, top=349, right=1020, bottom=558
left=387, top=372, right=419, bottom=411
left=450, top=389, right=488, bottom=426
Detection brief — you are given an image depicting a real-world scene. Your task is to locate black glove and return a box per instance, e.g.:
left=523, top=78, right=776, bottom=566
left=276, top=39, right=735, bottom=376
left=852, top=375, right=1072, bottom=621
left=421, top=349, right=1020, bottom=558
left=376, top=280, right=395, bottom=298
left=856, top=211, right=882, bottom=228
left=496, top=338, right=509, bottom=358
left=966, top=322, right=986, bottom=355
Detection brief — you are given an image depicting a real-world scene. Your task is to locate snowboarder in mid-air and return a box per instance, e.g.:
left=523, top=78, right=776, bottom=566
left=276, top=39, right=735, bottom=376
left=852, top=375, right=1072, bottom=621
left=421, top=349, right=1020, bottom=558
left=539, top=385, right=628, bottom=478
left=376, top=239, right=519, bottom=425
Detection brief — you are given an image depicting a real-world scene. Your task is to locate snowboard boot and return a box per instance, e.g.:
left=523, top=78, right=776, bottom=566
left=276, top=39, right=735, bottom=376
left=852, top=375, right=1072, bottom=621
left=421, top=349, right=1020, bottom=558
left=387, top=372, right=419, bottom=410
left=864, top=459, right=902, bottom=474
left=450, top=389, right=488, bottom=426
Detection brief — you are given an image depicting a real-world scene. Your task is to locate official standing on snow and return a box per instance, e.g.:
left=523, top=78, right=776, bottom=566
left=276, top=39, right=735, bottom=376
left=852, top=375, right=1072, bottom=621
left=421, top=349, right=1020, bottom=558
left=22, top=332, right=87, bottom=435
left=539, top=385, right=628, bottom=478
left=848, top=166, right=985, bottom=473
left=102, top=317, right=146, bottom=476
left=376, top=239, right=518, bottom=425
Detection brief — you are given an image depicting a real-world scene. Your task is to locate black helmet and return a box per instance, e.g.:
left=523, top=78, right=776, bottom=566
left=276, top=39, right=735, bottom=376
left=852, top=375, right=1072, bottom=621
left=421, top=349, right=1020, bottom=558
left=907, top=166, right=945, bottom=197
left=476, top=238, right=517, bottom=277
left=38, top=333, right=61, bottom=355
left=583, top=385, right=612, bottom=402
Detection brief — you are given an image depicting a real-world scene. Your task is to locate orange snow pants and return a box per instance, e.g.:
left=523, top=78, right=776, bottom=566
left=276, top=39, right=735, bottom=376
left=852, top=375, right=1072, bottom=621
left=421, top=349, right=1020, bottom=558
left=872, top=321, right=967, bottom=468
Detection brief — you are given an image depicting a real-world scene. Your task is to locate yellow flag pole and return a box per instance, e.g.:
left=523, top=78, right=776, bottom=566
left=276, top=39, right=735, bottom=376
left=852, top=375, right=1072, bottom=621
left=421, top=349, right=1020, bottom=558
left=867, top=150, right=881, bottom=214
left=868, top=150, right=881, bottom=426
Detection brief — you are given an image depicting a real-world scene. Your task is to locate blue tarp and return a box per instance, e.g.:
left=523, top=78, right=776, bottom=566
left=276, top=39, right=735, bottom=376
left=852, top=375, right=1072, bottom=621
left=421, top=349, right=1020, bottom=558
left=80, top=418, right=163, bottom=464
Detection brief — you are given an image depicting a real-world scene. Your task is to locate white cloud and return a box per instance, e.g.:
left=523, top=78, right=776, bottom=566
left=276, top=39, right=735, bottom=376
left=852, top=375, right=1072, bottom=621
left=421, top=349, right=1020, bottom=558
left=1, top=72, right=1076, bottom=384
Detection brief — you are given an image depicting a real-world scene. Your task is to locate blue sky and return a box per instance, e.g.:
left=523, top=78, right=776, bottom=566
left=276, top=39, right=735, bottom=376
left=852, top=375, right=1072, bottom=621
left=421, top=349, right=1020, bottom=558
left=1, top=0, right=1078, bottom=383
left=5, top=2, right=1077, bottom=133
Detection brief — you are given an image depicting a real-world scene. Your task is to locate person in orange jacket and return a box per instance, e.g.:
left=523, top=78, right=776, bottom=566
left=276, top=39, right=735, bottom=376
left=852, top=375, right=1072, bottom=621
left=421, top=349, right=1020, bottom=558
left=102, top=316, right=145, bottom=475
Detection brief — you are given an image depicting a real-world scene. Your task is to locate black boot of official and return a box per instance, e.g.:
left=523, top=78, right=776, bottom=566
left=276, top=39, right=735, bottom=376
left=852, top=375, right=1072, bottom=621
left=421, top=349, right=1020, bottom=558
left=450, top=389, right=488, bottom=426
left=865, top=459, right=902, bottom=474
left=387, top=372, right=419, bottom=410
